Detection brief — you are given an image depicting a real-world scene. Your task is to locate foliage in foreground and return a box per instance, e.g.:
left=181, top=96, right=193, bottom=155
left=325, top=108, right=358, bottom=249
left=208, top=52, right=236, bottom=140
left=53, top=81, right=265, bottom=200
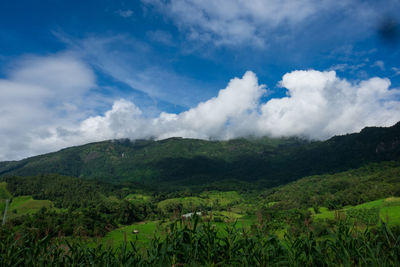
left=1, top=217, right=400, bottom=266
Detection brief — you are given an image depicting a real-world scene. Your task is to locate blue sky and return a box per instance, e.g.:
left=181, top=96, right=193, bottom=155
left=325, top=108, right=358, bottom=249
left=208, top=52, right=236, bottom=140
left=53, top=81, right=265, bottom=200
left=1, top=0, right=400, bottom=160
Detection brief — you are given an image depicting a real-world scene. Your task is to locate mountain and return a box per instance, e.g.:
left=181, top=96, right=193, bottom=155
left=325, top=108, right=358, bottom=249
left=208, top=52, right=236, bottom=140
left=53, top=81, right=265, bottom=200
left=1, top=122, right=400, bottom=189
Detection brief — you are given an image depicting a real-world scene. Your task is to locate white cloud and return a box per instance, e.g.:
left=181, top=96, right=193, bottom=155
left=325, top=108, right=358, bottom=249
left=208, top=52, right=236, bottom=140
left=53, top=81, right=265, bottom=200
left=2, top=65, right=400, bottom=161
left=0, top=54, right=96, bottom=160
left=92, top=70, right=399, bottom=141
left=143, top=0, right=324, bottom=46
left=154, top=71, right=266, bottom=139
left=36, top=70, right=400, bottom=153
left=258, top=70, right=400, bottom=139
left=9, top=55, right=95, bottom=97
left=141, top=0, right=389, bottom=47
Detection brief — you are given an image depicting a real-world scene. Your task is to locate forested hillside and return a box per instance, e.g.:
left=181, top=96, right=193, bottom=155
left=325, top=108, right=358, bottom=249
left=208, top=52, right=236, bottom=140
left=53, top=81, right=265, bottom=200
left=262, top=161, right=400, bottom=209
left=1, top=122, right=399, bottom=189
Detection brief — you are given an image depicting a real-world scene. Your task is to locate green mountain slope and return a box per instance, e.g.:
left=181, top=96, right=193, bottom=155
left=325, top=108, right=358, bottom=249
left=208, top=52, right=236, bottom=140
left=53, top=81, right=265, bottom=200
left=263, top=161, right=400, bottom=209
left=1, top=122, right=399, bottom=188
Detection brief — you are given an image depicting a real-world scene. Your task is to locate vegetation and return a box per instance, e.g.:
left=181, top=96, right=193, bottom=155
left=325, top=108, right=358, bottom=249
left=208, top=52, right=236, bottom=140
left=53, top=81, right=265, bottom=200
left=1, top=217, right=400, bottom=266
left=1, top=123, right=400, bottom=265
left=313, top=197, right=400, bottom=226
left=0, top=182, right=11, bottom=214
left=0, top=182, right=11, bottom=199
left=263, top=161, right=400, bottom=210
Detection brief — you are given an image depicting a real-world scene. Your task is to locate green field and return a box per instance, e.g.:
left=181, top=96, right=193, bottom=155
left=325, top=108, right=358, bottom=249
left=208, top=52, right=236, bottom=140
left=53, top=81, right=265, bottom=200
left=314, top=197, right=400, bottom=225
left=1, top=184, right=53, bottom=219
left=102, top=221, right=163, bottom=248
left=8, top=196, right=53, bottom=218
left=102, top=213, right=258, bottom=248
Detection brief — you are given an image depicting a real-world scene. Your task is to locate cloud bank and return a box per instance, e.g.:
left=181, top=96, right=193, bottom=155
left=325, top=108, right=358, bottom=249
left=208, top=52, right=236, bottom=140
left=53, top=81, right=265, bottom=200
left=72, top=70, right=399, bottom=143
left=1, top=58, right=400, bottom=161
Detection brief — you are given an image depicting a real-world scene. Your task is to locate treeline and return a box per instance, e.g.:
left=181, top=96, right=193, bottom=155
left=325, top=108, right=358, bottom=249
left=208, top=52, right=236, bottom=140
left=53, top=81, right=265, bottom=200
left=1, top=217, right=400, bottom=266
left=1, top=174, right=253, bottom=238
left=2, top=174, right=158, bottom=237
left=263, top=161, right=400, bottom=210
left=3, top=174, right=132, bottom=209
left=9, top=200, right=156, bottom=237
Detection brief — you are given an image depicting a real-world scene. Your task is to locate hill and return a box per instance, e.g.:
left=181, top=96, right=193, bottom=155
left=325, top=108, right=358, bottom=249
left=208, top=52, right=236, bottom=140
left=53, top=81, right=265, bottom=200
left=262, top=161, right=400, bottom=210
left=0, top=122, right=399, bottom=189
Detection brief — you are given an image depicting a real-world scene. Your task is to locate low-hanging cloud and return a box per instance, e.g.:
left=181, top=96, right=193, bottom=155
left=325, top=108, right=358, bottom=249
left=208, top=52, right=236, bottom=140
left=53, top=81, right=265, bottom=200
left=2, top=66, right=400, bottom=161
left=54, top=70, right=400, bottom=145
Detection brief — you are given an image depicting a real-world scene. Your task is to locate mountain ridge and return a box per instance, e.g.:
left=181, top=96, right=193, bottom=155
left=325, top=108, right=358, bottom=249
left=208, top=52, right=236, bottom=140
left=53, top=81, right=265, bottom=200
left=1, top=122, right=399, bottom=189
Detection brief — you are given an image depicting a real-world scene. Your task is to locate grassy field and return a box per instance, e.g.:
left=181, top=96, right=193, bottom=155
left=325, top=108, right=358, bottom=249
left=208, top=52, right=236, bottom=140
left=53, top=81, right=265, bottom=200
left=102, top=221, right=163, bottom=248
left=8, top=196, right=53, bottom=218
left=102, top=191, right=255, bottom=248
left=314, top=197, right=400, bottom=225
left=1, top=182, right=62, bottom=219
left=102, top=213, right=258, bottom=248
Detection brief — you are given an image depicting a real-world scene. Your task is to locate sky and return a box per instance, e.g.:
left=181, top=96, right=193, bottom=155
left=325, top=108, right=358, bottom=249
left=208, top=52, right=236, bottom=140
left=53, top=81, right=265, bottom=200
left=1, top=0, right=400, bottom=161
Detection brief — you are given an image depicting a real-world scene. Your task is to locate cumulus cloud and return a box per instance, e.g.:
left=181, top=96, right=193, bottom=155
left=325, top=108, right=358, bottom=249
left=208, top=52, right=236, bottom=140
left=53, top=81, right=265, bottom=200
left=2, top=64, right=400, bottom=161
left=258, top=70, right=400, bottom=139
left=53, top=71, right=265, bottom=143
left=39, top=70, right=400, bottom=152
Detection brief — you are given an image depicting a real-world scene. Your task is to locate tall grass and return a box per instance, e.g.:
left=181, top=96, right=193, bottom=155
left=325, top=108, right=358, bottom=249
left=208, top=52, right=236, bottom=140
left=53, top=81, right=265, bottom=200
left=1, top=217, right=399, bottom=266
